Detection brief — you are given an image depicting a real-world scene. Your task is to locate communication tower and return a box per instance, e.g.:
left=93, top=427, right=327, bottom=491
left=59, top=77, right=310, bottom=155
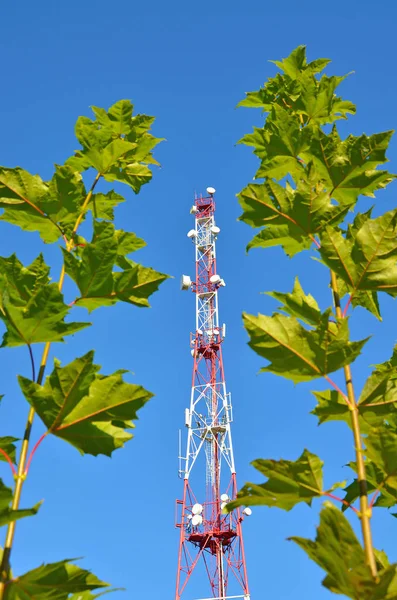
left=176, top=187, right=250, bottom=600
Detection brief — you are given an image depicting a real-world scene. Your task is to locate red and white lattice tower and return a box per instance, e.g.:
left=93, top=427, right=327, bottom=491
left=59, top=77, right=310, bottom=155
left=175, top=187, right=250, bottom=600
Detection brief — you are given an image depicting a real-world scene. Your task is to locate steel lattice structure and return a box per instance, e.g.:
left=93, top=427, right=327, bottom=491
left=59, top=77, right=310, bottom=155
left=175, top=189, right=250, bottom=600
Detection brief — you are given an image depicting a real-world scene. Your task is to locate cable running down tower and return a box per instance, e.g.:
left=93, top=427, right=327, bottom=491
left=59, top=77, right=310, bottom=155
left=176, top=187, right=250, bottom=600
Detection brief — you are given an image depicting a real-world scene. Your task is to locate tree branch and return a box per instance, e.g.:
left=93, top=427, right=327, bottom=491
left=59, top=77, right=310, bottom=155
left=330, top=270, right=377, bottom=578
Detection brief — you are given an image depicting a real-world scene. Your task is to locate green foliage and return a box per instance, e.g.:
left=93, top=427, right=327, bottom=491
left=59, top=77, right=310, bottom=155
left=291, top=503, right=397, bottom=599
left=4, top=559, right=108, bottom=600
left=66, top=100, right=162, bottom=193
left=0, top=480, right=40, bottom=527
left=0, top=254, right=89, bottom=347
left=0, top=168, right=66, bottom=244
left=311, top=389, right=350, bottom=426
left=344, top=429, right=397, bottom=509
left=238, top=48, right=394, bottom=261
left=319, top=209, right=397, bottom=318
left=62, top=221, right=168, bottom=311
left=311, top=347, right=397, bottom=432
left=89, top=190, right=125, bottom=220
left=0, top=98, right=166, bottom=594
left=239, top=173, right=350, bottom=257
left=19, top=351, right=152, bottom=456
left=227, top=450, right=344, bottom=511
left=0, top=439, right=18, bottom=465
left=266, top=277, right=321, bottom=325
left=239, top=46, right=355, bottom=124
left=244, top=285, right=367, bottom=383
left=236, top=45, right=397, bottom=596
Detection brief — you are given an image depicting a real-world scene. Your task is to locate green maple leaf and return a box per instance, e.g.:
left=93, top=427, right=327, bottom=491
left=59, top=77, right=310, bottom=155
left=112, top=259, right=168, bottom=307
left=290, top=503, right=397, bottom=599
left=0, top=437, right=18, bottom=464
left=227, top=449, right=343, bottom=511
left=239, top=46, right=354, bottom=126
left=89, top=190, right=125, bottom=220
left=239, top=167, right=351, bottom=257
left=311, top=390, right=351, bottom=427
left=238, top=73, right=293, bottom=110
left=62, top=222, right=118, bottom=310
left=239, top=105, right=308, bottom=181
left=0, top=285, right=89, bottom=347
left=243, top=301, right=367, bottom=383
left=4, top=559, right=108, bottom=600
left=270, top=45, right=341, bottom=86
left=114, top=229, right=146, bottom=256
left=320, top=209, right=397, bottom=310
left=66, top=101, right=163, bottom=193
left=364, top=429, right=397, bottom=507
left=0, top=478, right=40, bottom=528
left=105, top=162, right=153, bottom=193
left=238, top=97, right=394, bottom=259
left=0, top=254, right=89, bottom=347
left=295, top=73, right=355, bottom=125
left=18, top=351, right=153, bottom=456
left=63, top=222, right=167, bottom=311
left=46, top=165, right=86, bottom=237
left=312, top=347, right=397, bottom=432
left=0, top=167, right=63, bottom=243
left=358, top=346, right=397, bottom=411
left=271, top=45, right=323, bottom=78
left=306, top=127, right=395, bottom=205
left=0, top=254, right=50, bottom=303
left=92, top=99, right=134, bottom=135
left=333, top=212, right=383, bottom=319
left=80, top=139, right=137, bottom=174
left=126, top=132, right=161, bottom=163
left=266, top=276, right=321, bottom=325
left=74, top=115, right=113, bottom=150
left=129, top=114, right=155, bottom=135
left=238, top=127, right=394, bottom=258
left=237, top=48, right=394, bottom=264
left=0, top=165, right=90, bottom=243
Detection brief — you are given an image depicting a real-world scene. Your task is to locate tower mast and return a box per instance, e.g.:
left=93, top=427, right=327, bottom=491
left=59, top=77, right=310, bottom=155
left=176, top=187, right=250, bottom=600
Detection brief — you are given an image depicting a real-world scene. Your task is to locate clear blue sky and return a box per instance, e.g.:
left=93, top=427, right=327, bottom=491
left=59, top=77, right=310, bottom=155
left=0, top=1, right=397, bottom=598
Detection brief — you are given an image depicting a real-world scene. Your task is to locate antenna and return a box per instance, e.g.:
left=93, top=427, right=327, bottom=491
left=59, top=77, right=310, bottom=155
left=175, top=188, right=250, bottom=600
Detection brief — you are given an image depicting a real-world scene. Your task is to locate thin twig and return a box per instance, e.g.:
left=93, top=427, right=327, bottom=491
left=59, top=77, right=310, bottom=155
left=310, top=235, right=321, bottom=249
left=323, top=491, right=359, bottom=514
left=343, top=295, right=352, bottom=317
left=369, top=490, right=380, bottom=509
left=360, top=398, right=397, bottom=408
left=27, top=344, right=35, bottom=382
left=24, top=432, right=47, bottom=475
left=323, top=375, right=350, bottom=405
